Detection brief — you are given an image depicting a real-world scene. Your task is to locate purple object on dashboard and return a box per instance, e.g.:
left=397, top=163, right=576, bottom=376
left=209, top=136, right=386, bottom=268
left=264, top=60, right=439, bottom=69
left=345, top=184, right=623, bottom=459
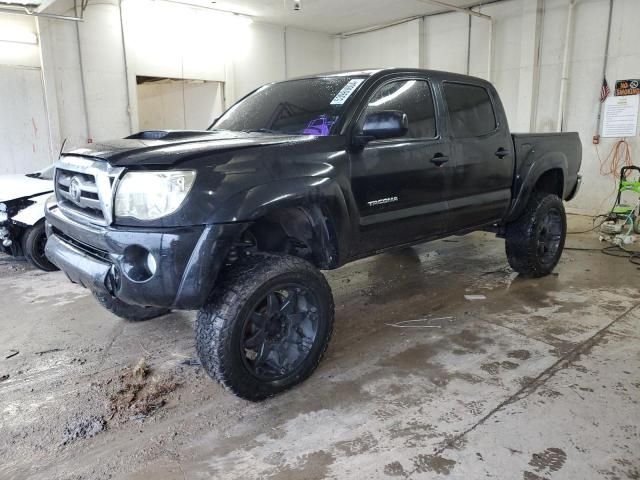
left=302, top=115, right=335, bottom=136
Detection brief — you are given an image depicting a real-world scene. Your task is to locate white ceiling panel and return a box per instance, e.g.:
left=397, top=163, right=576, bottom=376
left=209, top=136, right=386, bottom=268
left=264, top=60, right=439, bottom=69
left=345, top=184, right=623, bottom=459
left=171, top=0, right=495, bottom=34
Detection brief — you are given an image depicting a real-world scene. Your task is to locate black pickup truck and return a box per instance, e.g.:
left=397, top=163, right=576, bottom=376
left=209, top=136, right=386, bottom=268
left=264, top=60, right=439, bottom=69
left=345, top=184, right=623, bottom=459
left=45, top=69, right=581, bottom=400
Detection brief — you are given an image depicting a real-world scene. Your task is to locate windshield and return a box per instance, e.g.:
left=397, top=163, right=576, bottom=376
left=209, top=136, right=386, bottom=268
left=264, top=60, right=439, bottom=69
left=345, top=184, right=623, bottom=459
left=213, top=76, right=367, bottom=136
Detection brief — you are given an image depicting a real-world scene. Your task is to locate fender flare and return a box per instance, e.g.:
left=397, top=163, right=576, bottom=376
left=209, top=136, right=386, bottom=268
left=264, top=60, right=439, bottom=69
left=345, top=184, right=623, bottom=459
left=506, top=151, right=567, bottom=222
left=213, top=177, right=351, bottom=268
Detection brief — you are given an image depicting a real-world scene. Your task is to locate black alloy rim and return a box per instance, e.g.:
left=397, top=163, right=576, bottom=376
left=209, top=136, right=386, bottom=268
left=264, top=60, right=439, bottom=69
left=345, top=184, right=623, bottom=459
left=537, top=208, right=563, bottom=265
left=240, top=284, right=319, bottom=381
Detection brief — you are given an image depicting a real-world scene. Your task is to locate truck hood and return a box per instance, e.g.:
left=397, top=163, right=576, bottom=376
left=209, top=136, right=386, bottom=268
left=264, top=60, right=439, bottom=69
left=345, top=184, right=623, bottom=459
left=65, top=130, right=315, bottom=167
left=0, top=174, right=53, bottom=203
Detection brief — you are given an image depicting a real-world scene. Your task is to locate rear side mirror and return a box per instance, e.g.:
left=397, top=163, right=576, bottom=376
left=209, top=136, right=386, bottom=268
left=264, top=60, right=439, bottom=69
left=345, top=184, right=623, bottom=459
left=360, top=110, right=409, bottom=141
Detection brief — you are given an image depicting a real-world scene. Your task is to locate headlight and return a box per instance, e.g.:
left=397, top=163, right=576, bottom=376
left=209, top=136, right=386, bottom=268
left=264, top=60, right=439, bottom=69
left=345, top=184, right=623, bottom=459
left=114, top=171, right=196, bottom=221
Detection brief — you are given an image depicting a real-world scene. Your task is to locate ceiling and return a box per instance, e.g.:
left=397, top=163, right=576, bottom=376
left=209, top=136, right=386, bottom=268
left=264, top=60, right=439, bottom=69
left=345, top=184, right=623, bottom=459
left=178, top=0, right=493, bottom=35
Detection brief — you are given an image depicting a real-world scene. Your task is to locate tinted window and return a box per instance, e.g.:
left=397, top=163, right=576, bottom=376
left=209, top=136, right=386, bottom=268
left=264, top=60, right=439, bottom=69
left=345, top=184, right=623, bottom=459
left=443, top=83, right=497, bottom=138
left=364, top=80, right=436, bottom=139
left=214, top=77, right=366, bottom=136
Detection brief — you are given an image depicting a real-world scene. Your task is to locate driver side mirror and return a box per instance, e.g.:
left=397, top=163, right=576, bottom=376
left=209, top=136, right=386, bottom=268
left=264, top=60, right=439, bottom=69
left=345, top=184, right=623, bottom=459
left=354, top=110, right=409, bottom=148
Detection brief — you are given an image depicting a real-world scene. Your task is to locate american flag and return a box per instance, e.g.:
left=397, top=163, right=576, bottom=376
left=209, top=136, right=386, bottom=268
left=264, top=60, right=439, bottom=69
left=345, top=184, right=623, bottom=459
left=600, top=77, right=611, bottom=103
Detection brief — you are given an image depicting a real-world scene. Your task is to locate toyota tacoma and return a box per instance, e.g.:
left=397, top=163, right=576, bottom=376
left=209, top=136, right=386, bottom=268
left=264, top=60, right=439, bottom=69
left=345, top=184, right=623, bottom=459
left=44, top=69, right=582, bottom=400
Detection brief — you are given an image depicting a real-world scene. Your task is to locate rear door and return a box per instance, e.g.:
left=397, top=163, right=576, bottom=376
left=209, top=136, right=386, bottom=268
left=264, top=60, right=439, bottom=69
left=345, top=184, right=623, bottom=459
left=442, top=82, right=513, bottom=230
left=350, top=76, right=453, bottom=254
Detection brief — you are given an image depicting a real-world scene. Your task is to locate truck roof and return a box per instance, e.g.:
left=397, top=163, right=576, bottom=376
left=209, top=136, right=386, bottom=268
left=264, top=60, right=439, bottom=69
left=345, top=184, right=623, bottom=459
left=287, top=68, right=492, bottom=86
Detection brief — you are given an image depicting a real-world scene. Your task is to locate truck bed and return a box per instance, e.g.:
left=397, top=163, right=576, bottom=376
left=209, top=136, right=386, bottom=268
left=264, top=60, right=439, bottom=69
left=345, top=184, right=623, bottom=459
left=511, top=132, right=582, bottom=202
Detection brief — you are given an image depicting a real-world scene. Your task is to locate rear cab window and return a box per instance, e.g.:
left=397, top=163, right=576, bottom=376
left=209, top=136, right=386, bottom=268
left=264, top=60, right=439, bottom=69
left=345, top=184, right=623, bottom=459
left=443, top=83, right=497, bottom=138
left=363, top=79, right=437, bottom=139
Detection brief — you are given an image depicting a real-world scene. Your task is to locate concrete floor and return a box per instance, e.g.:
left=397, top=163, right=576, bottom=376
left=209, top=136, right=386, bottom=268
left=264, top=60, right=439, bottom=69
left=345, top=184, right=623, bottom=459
left=1, top=216, right=639, bottom=480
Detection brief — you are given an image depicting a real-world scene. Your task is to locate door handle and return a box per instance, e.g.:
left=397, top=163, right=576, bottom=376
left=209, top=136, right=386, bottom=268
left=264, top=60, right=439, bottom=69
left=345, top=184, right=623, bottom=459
left=430, top=153, right=449, bottom=166
left=495, top=148, right=510, bottom=159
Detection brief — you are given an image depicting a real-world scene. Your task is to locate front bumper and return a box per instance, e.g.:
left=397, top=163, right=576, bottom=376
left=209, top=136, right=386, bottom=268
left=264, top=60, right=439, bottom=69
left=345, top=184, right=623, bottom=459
left=45, top=202, right=246, bottom=310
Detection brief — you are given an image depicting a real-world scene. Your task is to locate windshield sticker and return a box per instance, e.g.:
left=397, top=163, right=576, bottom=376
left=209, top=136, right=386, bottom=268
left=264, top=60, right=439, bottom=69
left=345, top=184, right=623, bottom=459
left=330, top=79, right=364, bottom=105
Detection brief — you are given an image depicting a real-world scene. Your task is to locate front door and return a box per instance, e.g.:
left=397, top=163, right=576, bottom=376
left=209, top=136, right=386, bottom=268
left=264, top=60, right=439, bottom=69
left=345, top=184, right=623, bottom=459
left=350, top=78, right=453, bottom=254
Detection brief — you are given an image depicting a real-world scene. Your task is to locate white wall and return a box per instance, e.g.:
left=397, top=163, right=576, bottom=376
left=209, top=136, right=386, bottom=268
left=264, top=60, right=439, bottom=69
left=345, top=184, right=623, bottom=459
left=0, top=66, right=52, bottom=174
left=340, top=19, right=422, bottom=70
left=286, top=28, right=337, bottom=78
left=423, top=12, right=468, bottom=74
left=38, top=0, right=130, bottom=153
left=0, top=14, right=41, bottom=68
left=137, top=81, right=224, bottom=131
left=0, top=14, right=52, bottom=174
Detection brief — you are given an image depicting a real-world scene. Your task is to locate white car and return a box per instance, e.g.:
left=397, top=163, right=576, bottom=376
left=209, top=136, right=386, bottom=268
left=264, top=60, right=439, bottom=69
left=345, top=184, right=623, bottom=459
left=0, top=165, right=58, bottom=271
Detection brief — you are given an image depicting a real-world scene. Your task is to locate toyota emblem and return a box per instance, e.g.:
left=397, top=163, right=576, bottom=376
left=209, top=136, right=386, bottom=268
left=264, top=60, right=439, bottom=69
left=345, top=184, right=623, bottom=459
left=69, top=177, right=82, bottom=204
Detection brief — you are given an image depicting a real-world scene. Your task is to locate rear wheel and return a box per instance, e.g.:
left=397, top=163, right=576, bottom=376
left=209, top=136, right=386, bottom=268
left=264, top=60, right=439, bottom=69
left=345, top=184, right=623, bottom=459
left=196, top=254, right=334, bottom=401
left=505, top=192, right=566, bottom=277
left=22, top=221, right=58, bottom=272
left=93, top=291, right=170, bottom=322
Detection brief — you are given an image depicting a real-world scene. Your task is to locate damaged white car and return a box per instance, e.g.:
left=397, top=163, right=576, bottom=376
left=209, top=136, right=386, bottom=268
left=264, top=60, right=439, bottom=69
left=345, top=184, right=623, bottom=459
left=0, top=165, right=58, bottom=271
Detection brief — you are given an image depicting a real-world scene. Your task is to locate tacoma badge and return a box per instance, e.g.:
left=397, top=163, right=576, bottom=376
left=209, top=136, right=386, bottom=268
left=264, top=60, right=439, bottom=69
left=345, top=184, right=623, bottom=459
left=367, top=196, right=398, bottom=207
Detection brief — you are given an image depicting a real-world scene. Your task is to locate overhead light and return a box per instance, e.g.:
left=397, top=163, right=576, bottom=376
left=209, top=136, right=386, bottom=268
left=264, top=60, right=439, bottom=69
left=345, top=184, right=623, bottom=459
left=293, top=0, right=301, bottom=11
left=0, top=28, right=37, bottom=45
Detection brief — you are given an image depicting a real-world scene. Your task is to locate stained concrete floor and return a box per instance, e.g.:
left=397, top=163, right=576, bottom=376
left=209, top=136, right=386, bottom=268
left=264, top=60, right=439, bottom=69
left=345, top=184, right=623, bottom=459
left=1, top=215, right=639, bottom=480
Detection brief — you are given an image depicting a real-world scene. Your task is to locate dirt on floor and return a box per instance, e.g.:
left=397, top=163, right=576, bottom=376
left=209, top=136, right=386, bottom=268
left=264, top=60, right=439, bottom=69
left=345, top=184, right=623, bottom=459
left=1, top=215, right=639, bottom=480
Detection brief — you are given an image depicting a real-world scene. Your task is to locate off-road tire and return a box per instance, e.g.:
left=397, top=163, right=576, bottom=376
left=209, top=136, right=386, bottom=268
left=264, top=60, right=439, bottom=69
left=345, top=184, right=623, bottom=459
left=93, top=291, right=170, bottom=321
left=505, top=192, right=566, bottom=278
left=22, top=221, right=58, bottom=272
left=196, top=254, right=334, bottom=401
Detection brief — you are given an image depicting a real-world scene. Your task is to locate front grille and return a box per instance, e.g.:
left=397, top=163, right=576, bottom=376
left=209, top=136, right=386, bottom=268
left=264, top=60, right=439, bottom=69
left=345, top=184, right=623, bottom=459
left=56, top=168, right=104, bottom=222
left=54, top=156, right=124, bottom=226
left=52, top=226, right=110, bottom=261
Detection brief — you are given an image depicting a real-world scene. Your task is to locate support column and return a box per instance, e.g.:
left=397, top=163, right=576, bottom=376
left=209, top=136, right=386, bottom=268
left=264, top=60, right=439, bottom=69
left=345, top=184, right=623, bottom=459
left=515, top=0, right=544, bottom=132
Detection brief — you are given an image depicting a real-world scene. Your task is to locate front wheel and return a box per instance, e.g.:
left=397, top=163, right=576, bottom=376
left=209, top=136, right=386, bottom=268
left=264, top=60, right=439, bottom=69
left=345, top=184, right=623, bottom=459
left=505, top=192, right=566, bottom=278
left=196, top=254, right=334, bottom=401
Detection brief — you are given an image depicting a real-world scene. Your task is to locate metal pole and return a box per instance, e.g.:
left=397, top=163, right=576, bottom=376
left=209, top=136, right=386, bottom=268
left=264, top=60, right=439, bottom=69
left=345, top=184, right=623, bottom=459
left=0, top=6, right=83, bottom=21
left=118, top=0, right=133, bottom=134
left=487, top=18, right=494, bottom=81
left=74, top=1, right=91, bottom=142
left=466, top=14, right=472, bottom=75
left=529, top=0, right=545, bottom=132
left=556, top=0, right=576, bottom=132
left=420, top=0, right=492, bottom=20
left=35, top=17, right=58, bottom=163
left=595, top=0, right=614, bottom=139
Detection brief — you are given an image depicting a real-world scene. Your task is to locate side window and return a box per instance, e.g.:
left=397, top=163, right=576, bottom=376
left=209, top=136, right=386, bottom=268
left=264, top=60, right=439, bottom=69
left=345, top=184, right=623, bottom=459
left=443, top=83, right=497, bottom=138
left=364, top=80, right=436, bottom=139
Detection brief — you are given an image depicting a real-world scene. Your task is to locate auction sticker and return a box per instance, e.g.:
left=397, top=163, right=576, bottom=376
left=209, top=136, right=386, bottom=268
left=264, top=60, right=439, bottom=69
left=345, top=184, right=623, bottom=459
left=330, top=79, right=364, bottom=105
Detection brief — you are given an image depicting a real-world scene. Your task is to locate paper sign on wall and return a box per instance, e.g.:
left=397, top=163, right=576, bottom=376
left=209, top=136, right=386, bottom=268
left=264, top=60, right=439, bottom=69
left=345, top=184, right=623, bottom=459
left=615, top=79, right=640, bottom=96
left=602, top=95, right=639, bottom=138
